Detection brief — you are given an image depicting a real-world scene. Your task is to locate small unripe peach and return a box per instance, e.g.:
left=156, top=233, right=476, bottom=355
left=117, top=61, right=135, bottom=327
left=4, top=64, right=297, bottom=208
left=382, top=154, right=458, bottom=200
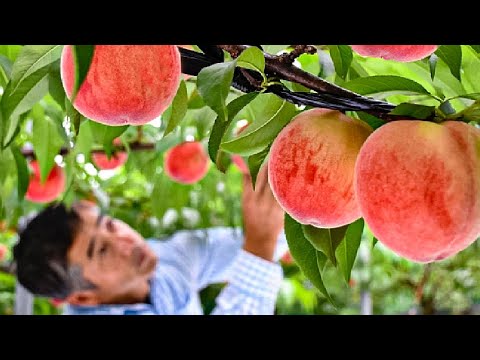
left=268, top=108, right=373, bottom=228
left=91, top=138, right=128, bottom=170
left=25, top=160, right=66, bottom=204
left=355, top=120, right=480, bottom=263
left=164, top=141, right=210, bottom=184
left=61, top=45, right=181, bottom=126
left=350, top=45, right=438, bottom=62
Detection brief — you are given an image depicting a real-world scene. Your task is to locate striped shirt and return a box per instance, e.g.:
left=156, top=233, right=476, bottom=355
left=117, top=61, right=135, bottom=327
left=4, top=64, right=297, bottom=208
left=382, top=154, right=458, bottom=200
left=63, top=227, right=288, bottom=315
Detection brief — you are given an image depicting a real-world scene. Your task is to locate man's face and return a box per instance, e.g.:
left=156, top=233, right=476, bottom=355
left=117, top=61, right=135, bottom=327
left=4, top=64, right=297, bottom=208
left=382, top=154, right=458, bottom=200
left=67, top=201, right=158, bottom=305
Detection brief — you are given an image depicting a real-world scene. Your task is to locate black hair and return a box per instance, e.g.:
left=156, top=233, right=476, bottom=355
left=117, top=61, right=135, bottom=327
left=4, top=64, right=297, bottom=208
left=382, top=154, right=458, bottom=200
left=13, top=202, right=94, bottom=299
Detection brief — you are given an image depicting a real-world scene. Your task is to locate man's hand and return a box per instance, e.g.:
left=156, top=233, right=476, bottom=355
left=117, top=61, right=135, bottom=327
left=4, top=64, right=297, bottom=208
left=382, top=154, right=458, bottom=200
left=242, top=164, right=285, bottom=261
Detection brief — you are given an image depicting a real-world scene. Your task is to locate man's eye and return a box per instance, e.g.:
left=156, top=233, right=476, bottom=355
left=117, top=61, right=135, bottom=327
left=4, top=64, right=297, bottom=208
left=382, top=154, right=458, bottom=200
left=106, top=218, right=116, bottom=232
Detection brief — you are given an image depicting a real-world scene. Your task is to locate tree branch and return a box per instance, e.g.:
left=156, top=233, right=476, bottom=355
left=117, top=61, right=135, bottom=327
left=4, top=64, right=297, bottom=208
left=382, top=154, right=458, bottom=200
left=213, top=46, right=418, bottom=121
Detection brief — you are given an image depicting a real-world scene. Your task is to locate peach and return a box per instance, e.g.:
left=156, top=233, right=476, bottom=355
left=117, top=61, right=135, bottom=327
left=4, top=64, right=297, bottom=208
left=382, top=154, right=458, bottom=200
left=354, top=120, right=480, bottom=263
left=91, top=138, right=128, bottom=170
left=25, top=160, right=66, bottom=203
left=0, top=244, right=7, bottom=262
left=350, top=45, right=438, bottom=62
left=268, top=108, right=373, bottom=228
left=61, top=45, right=181, bottom=126
left=164, top=141, right=210, bottom=184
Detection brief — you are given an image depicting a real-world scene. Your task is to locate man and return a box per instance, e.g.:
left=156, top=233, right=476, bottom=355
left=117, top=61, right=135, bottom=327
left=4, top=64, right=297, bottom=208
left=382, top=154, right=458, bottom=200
left=13, top=165, right=287, bottom=315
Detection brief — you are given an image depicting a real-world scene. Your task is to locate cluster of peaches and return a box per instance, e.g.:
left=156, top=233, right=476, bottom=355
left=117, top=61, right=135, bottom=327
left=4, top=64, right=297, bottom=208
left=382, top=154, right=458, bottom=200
left=27, top=44, right=478, bottom=264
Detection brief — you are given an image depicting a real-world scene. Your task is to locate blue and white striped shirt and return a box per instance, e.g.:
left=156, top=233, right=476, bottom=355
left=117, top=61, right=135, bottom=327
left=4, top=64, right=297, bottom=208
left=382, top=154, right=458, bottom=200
left=63, top=227, right=288, bottom=315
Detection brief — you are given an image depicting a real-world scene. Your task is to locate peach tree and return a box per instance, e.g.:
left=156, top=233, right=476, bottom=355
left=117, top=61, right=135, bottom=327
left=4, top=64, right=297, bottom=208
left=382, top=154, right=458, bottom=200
left=1, top=44, right=480, bottom=314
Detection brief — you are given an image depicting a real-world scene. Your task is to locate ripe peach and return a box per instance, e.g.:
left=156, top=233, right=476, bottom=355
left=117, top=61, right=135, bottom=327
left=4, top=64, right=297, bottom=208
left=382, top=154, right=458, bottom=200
left=268, top=108, right=373, bottom=228
left=91, top=138, right=128, bottom=170
left=61, top=45, right=181, bottom=126
left=350, top=45, right=438, bottom=62
left=354, top=120, right=480, bottom=263
left=25, top=160, right=66, bottom=203
left=164, top=141, right=210, bottom=184
left=0, top=244, right=7, bottom=262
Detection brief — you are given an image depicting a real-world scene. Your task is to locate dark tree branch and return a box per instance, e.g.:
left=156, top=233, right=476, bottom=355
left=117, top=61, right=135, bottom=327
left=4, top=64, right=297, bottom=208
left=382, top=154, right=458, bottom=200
left=180, top=46, right=422, bottom=122
left=278, top=45, right=318, bottom=65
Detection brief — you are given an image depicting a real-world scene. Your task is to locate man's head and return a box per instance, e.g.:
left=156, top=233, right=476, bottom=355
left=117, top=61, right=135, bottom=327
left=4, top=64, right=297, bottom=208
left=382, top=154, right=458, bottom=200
left=13, top=201, right=158, bottom=306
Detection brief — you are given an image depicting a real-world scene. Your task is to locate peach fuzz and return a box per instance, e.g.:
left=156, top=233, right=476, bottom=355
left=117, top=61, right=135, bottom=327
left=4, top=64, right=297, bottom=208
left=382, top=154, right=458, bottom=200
left=164, top=141, right=210, bottom=185
left=351, top=45, right=438, bottom=62
left=354, top=120, right=480, bottom=263
left=25, top=160, right=66, bottom=204
left=61, top=45, right=181, bottom=126
left=268, top=108, right=373, bottom=228
left=92, top=138, right=128, bottom=170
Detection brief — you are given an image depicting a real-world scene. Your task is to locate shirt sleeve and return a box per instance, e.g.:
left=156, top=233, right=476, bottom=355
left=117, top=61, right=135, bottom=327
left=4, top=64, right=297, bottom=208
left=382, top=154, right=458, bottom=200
left=211, top=250, right=284, bottom=315
left=166, top=227, right=284, bottom=315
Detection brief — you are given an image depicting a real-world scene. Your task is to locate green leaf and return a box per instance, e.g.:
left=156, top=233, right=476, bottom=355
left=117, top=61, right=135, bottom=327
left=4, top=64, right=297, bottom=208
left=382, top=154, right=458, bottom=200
left=48, top=62, right=66, bottom=110
left=88, top=120, right=128, bottom=156
left=261, top=45, right=290, bottom=54
left=284, top=213, right=335, bottom=305
left=197, top=60, right=237, bottom=122
left=9, top=45, right=62, bottom=92
left=32, top=115, right=65, bottom=184
left=208, top=92, right=258, bottom=165
left=302, top=224, right=349, bottom=267
left=297, top=52, right=320, bottom=76
left=429, top=53, right=438, bottom=81
left=61, top=153, right=76, bottom=206
left=1, top=65, right=50, bottom=137
left=316, top=251, right=328, bottom=273
left=469, top=45, right=480, bottom=54
left=372, top=237, right=378, bottom=250
left=71, top=45, right=95, bottom=102
left=343, top=75, right=430, bottom=97
left=74, top=120, right=94, bottom=159
left=0, top=55, right=12, bottom=85
left=66, top=98, right=82, bottom=135
left=336, top=218, right=364, bottom=284
left=355, top=111, right=385, bottom=130
left=435, top=45, right=462, bottom=80
left=389, top=103, right=436, bottom=120
left=329, top=45, right=353, bottom=80
left=247, top=144, right=270, bottom=189
left=163, top=80, right=188, bottom=137
left=187, top=88, right=206, bottom=109
left=237, top=47, right=265, bottom=77
left=221, top=94, right=296, bottom=156
left=0, top=45, right=22, bottom=62
left=11, top=146, right=29, bottom=201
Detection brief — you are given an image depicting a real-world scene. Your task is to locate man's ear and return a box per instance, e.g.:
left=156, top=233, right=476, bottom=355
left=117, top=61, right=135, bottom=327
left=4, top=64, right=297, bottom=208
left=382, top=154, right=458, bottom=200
left=65, top=290, right=100, bottom=306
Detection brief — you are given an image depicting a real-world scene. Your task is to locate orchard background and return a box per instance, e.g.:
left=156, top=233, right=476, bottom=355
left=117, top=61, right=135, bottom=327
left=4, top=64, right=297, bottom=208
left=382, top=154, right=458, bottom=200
left=2, top=44, right=480, bottom=315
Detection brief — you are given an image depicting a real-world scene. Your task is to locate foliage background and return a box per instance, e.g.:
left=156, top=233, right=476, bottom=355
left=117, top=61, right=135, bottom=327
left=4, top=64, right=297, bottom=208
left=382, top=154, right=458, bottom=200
left=2, top=44, right=480, bottom=314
